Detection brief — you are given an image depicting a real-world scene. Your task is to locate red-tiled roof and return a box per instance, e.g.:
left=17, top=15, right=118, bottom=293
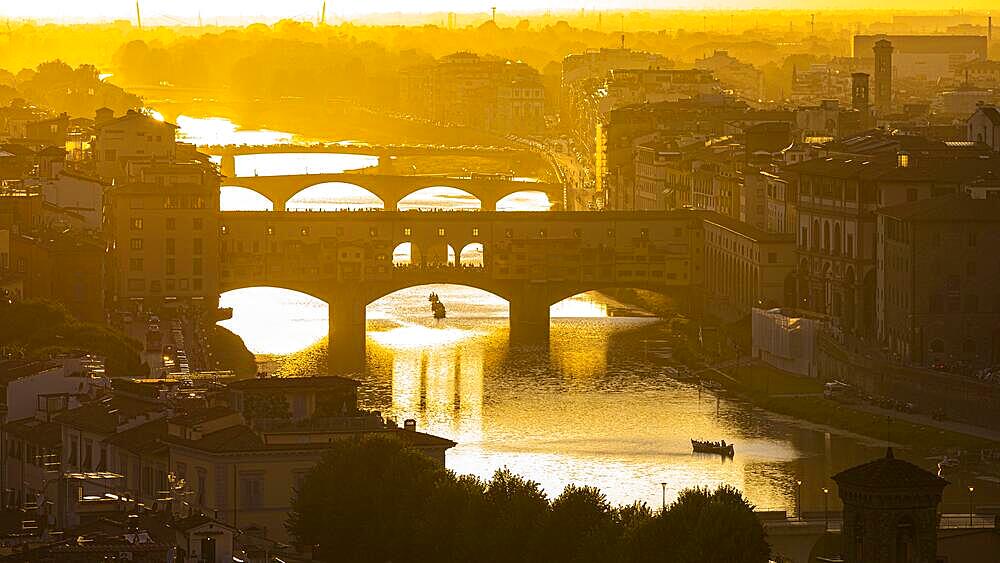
left=104, top=418, right=168, bottom=455
left=6, top=417, right=62, bottom=448
left=878, top=193, right=1000, bottom=221
left=165, top=425, right=455, bottom=454
left=54, top=395, right=165, bottom=434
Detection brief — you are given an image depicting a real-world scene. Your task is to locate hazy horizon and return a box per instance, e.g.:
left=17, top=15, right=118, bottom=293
left=0, top=1, right=995, bottom=24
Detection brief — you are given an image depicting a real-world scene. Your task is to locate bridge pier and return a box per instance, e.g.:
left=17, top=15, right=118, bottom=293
left=220, top=154, right=237, bottom=178
left=508, top=287, right=551, bottom=344
left=328, top=293, right=367, bottom=375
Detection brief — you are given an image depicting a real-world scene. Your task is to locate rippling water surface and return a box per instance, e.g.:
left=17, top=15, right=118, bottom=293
left=198, top=115, right=992, bottom=513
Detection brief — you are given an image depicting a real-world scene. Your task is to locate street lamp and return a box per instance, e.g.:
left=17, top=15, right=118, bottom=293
left=660, top=482, right=667, bottom=511
left=796, top=480, right=803, bottom=520
left=822, top=487, right=829, bottom=531
left=968, top=486, right=975, bottom=527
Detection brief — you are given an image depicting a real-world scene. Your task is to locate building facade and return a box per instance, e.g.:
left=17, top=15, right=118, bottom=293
left=702, top=213, right=797, bottom=321
left=968, top=105, right=1000, bottom=152
left=787, top=148, right=999, bottom=337
left=105, top=160, right=221, bottom=314
left=877, top=194, right=1000, bottom=366
left=854, top=34, right=988, bottom=81
left=93, top=109, right=178, bottom=184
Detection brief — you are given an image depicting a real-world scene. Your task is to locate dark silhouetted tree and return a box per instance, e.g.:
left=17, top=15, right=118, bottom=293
left=0, top=300, right=146, bottom=377
left=287, top=435, right=451, bottom=563
left=481, top=468, right=550, bottom=563
left=546, top=484, right=620, bottom=563
left=636, top=485, right=769, bottom=563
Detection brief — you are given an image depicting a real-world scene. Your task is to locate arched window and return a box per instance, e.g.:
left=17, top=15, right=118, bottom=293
left=812, top=220, right=820, bottom=251
left=823, top=221, right=831, bottom=254
left=833, top=223, right=842, bottom=256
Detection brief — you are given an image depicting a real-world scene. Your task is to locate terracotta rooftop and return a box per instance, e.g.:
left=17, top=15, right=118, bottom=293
left=95, top=109, right=178, bottom=130
left=165, top=424, right=455, bottom=454
left=878, top=193, right=1000, bottom=222
left=104, top=418, right=168, bottom=455
left=54, top=394, right=165, bottom=434
left=168, top=406, right=238, bottom=426
left=6, top=417, right=63, bottom=448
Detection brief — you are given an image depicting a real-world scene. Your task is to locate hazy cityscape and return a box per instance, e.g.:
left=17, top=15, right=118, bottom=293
left=0, top=1, right=999, bottom=561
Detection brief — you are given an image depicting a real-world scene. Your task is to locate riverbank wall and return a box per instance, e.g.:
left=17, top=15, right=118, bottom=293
left=815, top=331, right=1000, bottom=432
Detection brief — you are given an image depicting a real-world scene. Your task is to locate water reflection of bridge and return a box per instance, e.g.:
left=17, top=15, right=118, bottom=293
left=219, top=210, right=703, bottom=373
left=219, top=172, right=568, bottom=211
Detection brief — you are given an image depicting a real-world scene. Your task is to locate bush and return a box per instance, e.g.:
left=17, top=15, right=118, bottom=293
left=288, top=437, right=770, bottom=563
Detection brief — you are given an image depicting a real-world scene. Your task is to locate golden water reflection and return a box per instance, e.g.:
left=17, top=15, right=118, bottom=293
left=214, top=143, right=904, bottom=513
left=175, top=115, right=295, bottom=146
left=363, top=318, right=809, bottom=510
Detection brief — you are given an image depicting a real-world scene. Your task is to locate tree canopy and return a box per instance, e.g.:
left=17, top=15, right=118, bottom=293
left=288, top=436, right=770, bottom=563
left=6, top=60, right=142, bottom=116
left=0, top=299, right=147, bottom=377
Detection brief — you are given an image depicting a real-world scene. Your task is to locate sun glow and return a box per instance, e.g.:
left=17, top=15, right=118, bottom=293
left=369, top=324, right=481, bottom=348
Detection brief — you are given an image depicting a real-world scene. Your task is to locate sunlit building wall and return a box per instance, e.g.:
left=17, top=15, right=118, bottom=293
left=703, top=213, right=796, bottom=322
left=106, top=163, right=221, bottom=313
left=93, top=109, right=178, bottom=184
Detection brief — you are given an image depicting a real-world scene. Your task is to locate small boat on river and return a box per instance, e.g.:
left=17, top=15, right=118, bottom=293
left=691, top=439, right=735, bottom=457
left=429, top=292, right=447, bottom=320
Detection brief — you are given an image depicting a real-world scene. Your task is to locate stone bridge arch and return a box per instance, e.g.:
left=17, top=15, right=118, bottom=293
left=493, top=187, right=557, bottom=211
left=219, top=173, right=566, bottom=212
left=219, top=185, right=277, bottom=211
left=361, top=278, right=514, bottom=307
left=285, top=182, right=387, bottom=211
left=218, top=281, right=333, bottom=304
left=395, top=185, right=482, bottom=211
left=543, top=282, right=693, bottom=310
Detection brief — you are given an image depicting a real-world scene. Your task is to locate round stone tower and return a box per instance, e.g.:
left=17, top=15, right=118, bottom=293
left=833, top=447, right=948, bottom=563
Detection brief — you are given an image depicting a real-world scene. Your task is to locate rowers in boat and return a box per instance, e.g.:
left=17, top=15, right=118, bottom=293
left=691, top=439, right=735, bottom=457
left=429, top=292, right=447, bottom=320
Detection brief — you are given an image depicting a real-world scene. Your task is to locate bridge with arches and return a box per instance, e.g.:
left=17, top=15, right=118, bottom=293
left=221, top=172, right=568, bottom=211
left=203, top=143, right=540, bottom=161
left=218, top=210, right=704, bottom=372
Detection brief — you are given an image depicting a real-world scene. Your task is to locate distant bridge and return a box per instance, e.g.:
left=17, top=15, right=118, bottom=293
left=200, top=143, right=557, bottom=189
left=218, top=210, right=705, bottom=372
left=220, top=172, right=569, bottom=211
left=200, top=143, right=536, bottom=159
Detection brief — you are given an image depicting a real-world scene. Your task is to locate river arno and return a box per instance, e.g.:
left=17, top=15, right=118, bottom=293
left=183, top=114, right=998, bottom=515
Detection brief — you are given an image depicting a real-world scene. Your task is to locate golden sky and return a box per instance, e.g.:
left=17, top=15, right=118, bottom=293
left=0, top=1, right=993, bottom=21
left=2, top=0, right=635, bottom=19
